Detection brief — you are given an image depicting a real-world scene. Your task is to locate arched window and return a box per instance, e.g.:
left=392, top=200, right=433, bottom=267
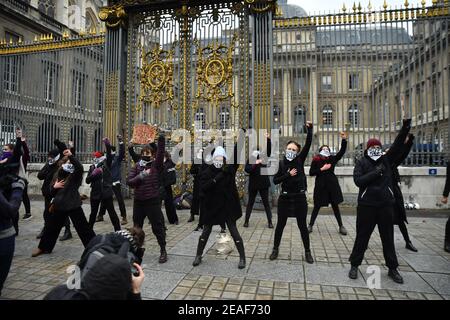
left=294, top=106, right=306, bottom=134
left=219, top=106, right=230, bottom=130
left=194, top=107, right=206, bottom=131
left=273, top=105, right=281, bottom=129
left=322, top=105, right=333, bottom=128
left=348, top=104, right=359, bottom=127
left=38, top=0, right=56, bottom=17
left=70, top=125, right=86, bottom=153
left=37, top=122, right=60, bottom=153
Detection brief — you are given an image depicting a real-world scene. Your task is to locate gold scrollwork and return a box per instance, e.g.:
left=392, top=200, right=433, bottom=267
left=99, top=5, right=128, bottom=29
left=246, top=0, right=277, bottom=14
left=193, top=34, right=237, bottom=111
left=137, top=45, right=176, bottom=111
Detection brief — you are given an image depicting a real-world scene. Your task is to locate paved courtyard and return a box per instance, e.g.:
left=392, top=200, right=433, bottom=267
left=1, top=200, right=449, bottom=300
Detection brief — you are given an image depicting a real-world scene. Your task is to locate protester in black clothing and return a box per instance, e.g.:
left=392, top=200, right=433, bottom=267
left=270, top=121, right=314, bottom=264
left=348, top=119, right=412, bottom=284
left=244, top=132, right=273, bottom=228
left=441, top=161, right=450, bottom=253
left=188, top=148, right=205, bottom=225
left=86, top=138, right=121, bottom=232
left=162, top=151, right=179, bottom=224
left=37, top=139, right=73, bottom=241
left=0, top=171, right=25, bottom=296
left=44, top=254, right=145, bottom=300
left=193, top=143, right=246, bottom=269
left=32, top=148, right=96, bottom=257
left=386, top=133, right=418, bottom=252
left=97, top=135, right=127, bottom=225
left=19, top=137, right=32, bottom=221
left=308, top=131, right=348, bottom=235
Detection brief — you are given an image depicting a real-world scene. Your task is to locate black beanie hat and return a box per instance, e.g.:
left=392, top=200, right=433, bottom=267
left=81, top=254, right=132, bottom=300
left=48, top=149, right=59, bottom=158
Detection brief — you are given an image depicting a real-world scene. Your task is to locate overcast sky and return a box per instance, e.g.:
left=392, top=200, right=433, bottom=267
left=289, top=0, right=431, bottom=14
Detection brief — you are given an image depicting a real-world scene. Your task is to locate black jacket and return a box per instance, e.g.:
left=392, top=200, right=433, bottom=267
left=444, top=161, right=450, bottom=198
left=0, top=182, right=24, bottom=237
left=50, top=155, right=84, bottom=212
left=199, top=144, right=242, bottom=225
left=309, top=139, right=347, bottom=206
left=273, top=125, right=312, bottom=194
left=245, top=137, right=272, bottom=191
left=86, top=144, right=114, bottom=200
left=163, top=159, right=176, bottom=187
left=353, top=119, right=411, bottom=208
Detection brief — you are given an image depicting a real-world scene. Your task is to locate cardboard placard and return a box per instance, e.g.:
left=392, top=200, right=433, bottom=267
left=132, top=124, right=157, bottom=145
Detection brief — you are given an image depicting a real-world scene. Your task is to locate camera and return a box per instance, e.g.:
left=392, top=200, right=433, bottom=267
left=127, top=250, right=144, bottom=277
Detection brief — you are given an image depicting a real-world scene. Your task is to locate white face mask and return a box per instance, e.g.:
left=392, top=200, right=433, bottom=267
left=320, top=149, right=330, bottom=157
left=252, top=150, right=260, bottom=158
left=111, top=151, right=116, bottom=156
left=285, top=150, right=297, bottom=161
left=213, top=160, right=223, bottom=169
left=139, top=159, right=149, bottom=167
left=62, top=163, right=75, bottom=173
left=367, top=147, right=383, bottom=161
left=93, top=156, right=106, bottom=166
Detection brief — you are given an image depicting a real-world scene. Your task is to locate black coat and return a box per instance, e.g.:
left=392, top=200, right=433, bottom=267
left=245, top=137, right=272, bottom=191
left=353, top=119, right=411, bottom=208
left=163, top=159, right=176, bottom=187
left=273, top=126, right=312, bottom=218
left=310, top=139, right=347, bottom=207
left=190, top=162, right=207, bottom=216
left=199, top=148, right=242, bottom=226
left=50, top=155, right=84, bottom=212
left=38, top=139, right=68, bottom=200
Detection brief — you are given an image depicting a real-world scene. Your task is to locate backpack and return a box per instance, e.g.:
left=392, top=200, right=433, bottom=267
left=78, top=234, right=140, bottom=279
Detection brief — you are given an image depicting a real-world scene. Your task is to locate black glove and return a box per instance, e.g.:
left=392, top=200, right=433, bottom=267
left=375, top=164, right=385, bottom=176
left=402, top=118, right=412, bottom=127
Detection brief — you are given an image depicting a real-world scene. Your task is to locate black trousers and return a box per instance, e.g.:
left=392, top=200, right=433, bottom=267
left=199, top=218, right=243, bottom=250
left=245, top=188, right=272, bottom=223
left=349, top=205, right=399, bottom=269
left=38, top=207, right=95, bottom=253
left=446, top=217, right=450, bottom=243
left=133, top=198, right=166, bottom=248
left=164, top=186, right=178, bottom=224
left=274, top=198, right=310, bottom=251
left=22, top=184, right=30, bottom=214
left=41, top=197, right=70, bottom=234
left=309, top=202, right=343, bottom=227
left=98, top=184, right=127, bottom=219
left=89, top=197, right=121, bottom=231
left=397, top=220, right=411, bottom=243
left=0, top=235, right=14, bottom=296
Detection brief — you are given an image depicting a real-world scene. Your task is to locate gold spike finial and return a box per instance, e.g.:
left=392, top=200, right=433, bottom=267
left=404, top=0, right=409, bottom=8
left=383, top=0, right=388, bottom=10
left=358, top=2, right=362, bottom=12
left=421, top=0, right=426, bottom=8
left=342, top=3, right=347, bottom=12
left=368, top=1, right=372, bottom=11
left=353, top=2, right=357, bottom=12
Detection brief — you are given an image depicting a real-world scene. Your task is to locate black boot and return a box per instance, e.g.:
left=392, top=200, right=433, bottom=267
left=59, top=228, right=72, bottom=241
left=187, top=214, right=195, bottom=223
left=159, top=247, right=168, bottom=263
left=235, top=240, right=246, bottom=269
left=269, top=247, right=278, bottom=260
left=193, top=238, right=207, bottom=266
left=405, top=241, right=418, bottom=252
left=388, top=269, right=404, bottom=284
left=243, top=220, right=249, bottom=228
left=348, top=266, right=358, bottom=279
left=268, top=221, right=273, bottom=229
left=305, top=250, right=314, bottom=264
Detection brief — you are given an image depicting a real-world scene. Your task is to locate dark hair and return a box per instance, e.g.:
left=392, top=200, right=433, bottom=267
left=319, top=145, right=330, bottom=152
left=128, top=227, right=145, bottom=248
left=5, top=144, right=14, bottom=151
left=286, top=140, right=301, bottom=151
left=141, top=146, right=152, bottom=156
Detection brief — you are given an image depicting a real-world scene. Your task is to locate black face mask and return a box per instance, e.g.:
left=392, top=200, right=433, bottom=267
left=141, top=156, right=152, bottom=162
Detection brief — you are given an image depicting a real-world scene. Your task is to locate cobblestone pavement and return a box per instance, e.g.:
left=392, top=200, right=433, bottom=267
left=1, top=200, right=449, bottom=300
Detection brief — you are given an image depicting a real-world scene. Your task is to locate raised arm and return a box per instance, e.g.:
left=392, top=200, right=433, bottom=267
left=298, top=122, right=313, bottom=162
left=103, top=138, right=113, bottom=168
left=117, top=138, right=125, bottom=163
left=128, top=145, right=140, bottom=164
left=386, top=119, right=411, bottom=164
left=334, top=137, right=348, bottom=163
left=153, top=134, right=166, bottom=172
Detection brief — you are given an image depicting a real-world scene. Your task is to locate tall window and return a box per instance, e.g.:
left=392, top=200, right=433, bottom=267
left=44, top=61, right=58, bottom=103
left=348, top=73, right=360, bottom=90
left=322, top=105, right=333, bottom=127
left=37, top=123, right=60, bottom=153
left=72, top=70, right=85, bottom=111
left=219, top=106, right=230, bottom=130
left=3, top=56, right=19, bottom=93
left=96, top=79, right=103, bottom=114
left=294, top=76, right=306, bottom=95
left=294, top=106, right=306, bottom=134
left=348, top=104, right=359, bottom=127
left=38, top=0, right=56, bottom=18
left=194, top=107, right=206, bottom=131
left=321, top=75, right=332, bottom=92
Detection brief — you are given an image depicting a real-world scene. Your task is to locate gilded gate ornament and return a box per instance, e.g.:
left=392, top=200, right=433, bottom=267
left=99, top=5, right=127, bottom=29
left=138, top=45, right=176, bottom=111
left=193, top=34, right=238, bottom=111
